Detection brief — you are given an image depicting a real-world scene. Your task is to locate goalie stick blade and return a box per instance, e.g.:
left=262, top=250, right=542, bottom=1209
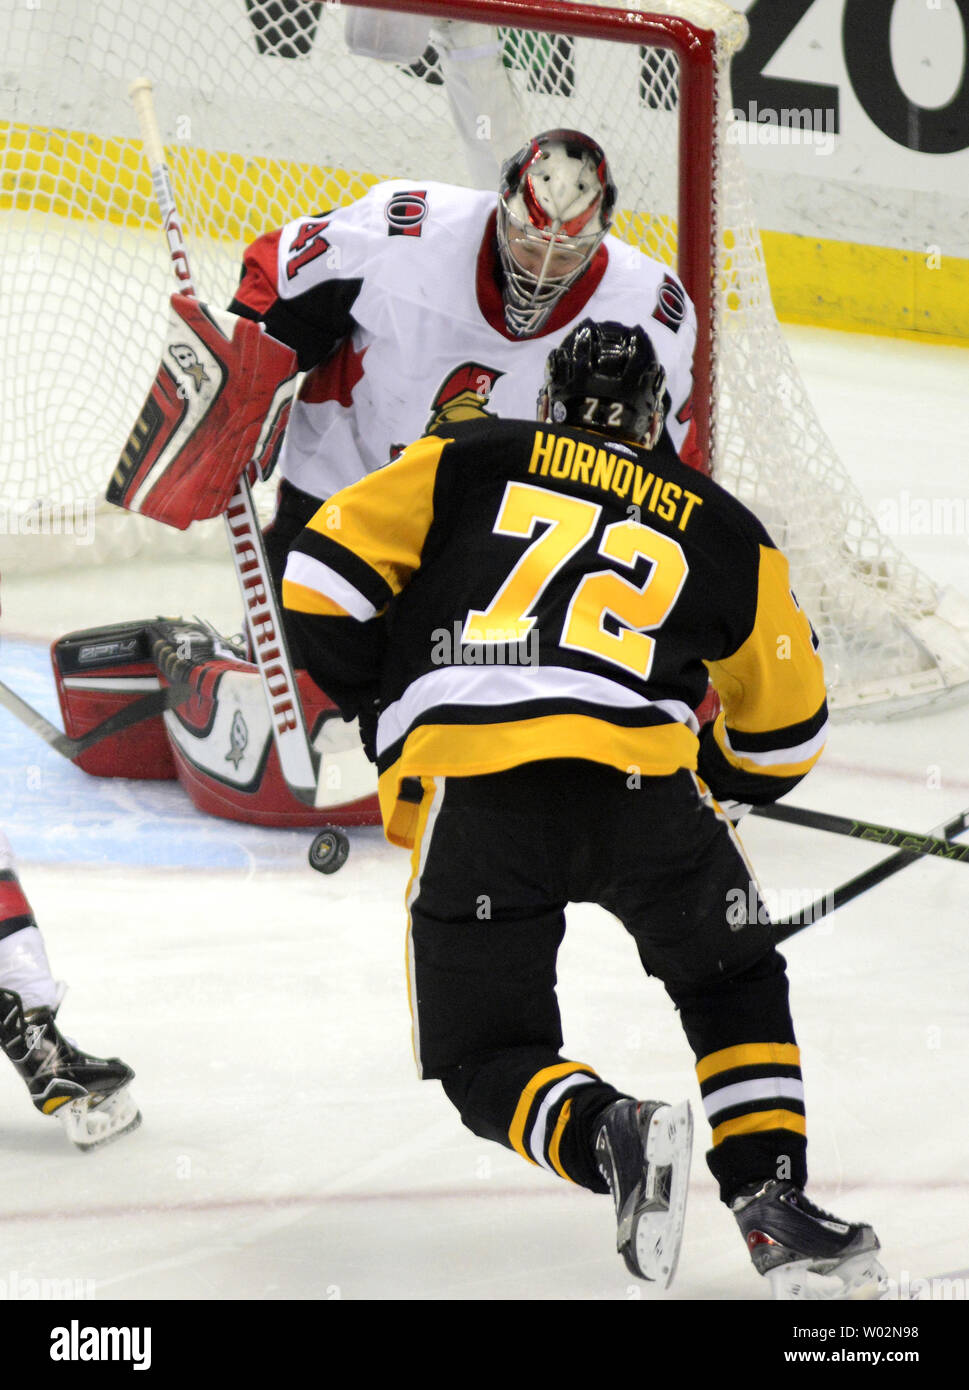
left=312, top=715, right=377, bottom=810
left=57, top=1085, right=142, bottom=1153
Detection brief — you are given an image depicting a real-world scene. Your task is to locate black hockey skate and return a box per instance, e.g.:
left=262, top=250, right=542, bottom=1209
left=732, top=1179, right=886, bottom=1300
left=0, top=989, right=141, bottom=1151
left=594, top=1098, right=693, bottom=1286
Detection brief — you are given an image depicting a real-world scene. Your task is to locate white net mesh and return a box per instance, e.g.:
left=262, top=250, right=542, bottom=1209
left=1, top=0, right=967, bottom=715
left=705, top=26, right=969, bottom=711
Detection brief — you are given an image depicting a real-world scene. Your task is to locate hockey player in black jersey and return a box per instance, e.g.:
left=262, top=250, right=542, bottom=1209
left=281, top=320, right=885, bottom=1300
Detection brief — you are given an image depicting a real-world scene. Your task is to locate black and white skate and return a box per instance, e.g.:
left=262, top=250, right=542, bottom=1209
left=0, top=989, right=141, bottom=1151
left=732, top=1179, right=886, bottom=1300
left=594, top=1098, right=693, bottom=1286
left=57, top=1085, right=142, bottom=1153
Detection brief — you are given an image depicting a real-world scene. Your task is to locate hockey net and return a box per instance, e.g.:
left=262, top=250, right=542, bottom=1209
left=2, top=0, right=967, bottom=717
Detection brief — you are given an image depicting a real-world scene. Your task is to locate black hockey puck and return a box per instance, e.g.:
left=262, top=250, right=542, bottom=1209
left=308, top=827, right=350, bottom=875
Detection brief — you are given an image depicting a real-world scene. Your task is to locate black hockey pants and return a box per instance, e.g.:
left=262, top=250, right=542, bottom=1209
left=404, top=760, right=807, bottom=1203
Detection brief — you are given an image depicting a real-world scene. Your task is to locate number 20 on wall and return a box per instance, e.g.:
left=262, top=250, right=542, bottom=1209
left=463, top=481, right=688, bottom=679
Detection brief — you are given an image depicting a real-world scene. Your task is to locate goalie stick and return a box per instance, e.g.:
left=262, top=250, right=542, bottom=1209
left=0, top=675, right=185, bottom=762
left=128, top=77, right=320, bottom=806
left=750, top=802, right=969, bottom=866
left=770, top=804, right=969, bottom=940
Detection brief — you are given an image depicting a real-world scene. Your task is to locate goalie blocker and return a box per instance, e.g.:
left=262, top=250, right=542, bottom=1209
left=52, top=620, right=380, bottom=828
left=107, top=295, right=299, bottom=528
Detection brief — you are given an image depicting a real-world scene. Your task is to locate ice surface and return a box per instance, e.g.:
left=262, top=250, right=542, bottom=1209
left=0, top=325, right=967, bottom=1304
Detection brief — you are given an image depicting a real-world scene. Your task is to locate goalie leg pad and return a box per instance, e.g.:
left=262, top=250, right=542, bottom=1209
left=52, top=621, right=178, bottom=779
left=150, top=620, right=381, bottom=828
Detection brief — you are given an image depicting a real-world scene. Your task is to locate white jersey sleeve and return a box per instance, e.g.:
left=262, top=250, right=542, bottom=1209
left=230, top=180, right=436, bottom=369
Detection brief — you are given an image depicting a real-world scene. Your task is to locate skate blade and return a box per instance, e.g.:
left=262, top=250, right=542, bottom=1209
left=624, top=1100, right=693, bottom=1288
left=57, top=1084, right=142, bottom=1153
left=768, top=1251, right=889, bottom=1302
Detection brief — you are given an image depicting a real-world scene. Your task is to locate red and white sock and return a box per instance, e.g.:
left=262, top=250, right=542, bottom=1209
left=0, top=831, right=60, bottom=1012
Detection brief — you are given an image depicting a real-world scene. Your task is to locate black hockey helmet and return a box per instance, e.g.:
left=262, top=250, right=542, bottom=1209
left=539, top=319, right=668, bottom=448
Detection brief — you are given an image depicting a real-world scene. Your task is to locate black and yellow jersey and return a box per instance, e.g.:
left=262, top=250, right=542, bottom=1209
left=282, top=417, right=827, bottom=847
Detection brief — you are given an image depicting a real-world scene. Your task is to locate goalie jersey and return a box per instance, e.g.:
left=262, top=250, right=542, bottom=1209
left=231, top=180, right=699, bottom=497
left=282, top=417, right=828, bottom=848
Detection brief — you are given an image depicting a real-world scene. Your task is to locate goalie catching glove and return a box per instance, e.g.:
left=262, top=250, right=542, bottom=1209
left=107, top=295, right=299, bottom=529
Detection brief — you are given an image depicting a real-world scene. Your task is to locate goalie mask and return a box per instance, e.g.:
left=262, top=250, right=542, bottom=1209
left=538, top=319, right=668, bottom=450
left=497, top=130, right=617, bottom=338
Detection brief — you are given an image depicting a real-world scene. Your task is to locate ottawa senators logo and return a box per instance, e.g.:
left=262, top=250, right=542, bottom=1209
left=385, top=190, right=428, bottom=237
left=424, top=363, right=504, bottom=433
left=652, top=273, right=687, bottom=333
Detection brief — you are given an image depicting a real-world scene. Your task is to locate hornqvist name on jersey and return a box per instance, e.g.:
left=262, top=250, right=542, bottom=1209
left=528, top=429, right=704, bottom=529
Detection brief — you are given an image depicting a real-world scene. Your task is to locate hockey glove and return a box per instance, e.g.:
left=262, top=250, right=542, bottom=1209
left=356, top=690, right=381, bottom=765
left=107, top=295, right=299, bottom=530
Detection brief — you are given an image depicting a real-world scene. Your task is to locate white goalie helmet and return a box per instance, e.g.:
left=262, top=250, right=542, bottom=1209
left=497, top=129, right=617, bottom=337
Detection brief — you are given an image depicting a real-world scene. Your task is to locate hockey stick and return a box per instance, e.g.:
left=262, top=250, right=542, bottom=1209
left=750, top=802, right=969, bottom=866
left=771, top=805, right=969, bottom=940
left=0, top=675, right=187, bottom=761
left=128, top=77, right=319, bottom=806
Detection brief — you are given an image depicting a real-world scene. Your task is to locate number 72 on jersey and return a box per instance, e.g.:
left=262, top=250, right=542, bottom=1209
left=463, top=481, right=688, bottom=680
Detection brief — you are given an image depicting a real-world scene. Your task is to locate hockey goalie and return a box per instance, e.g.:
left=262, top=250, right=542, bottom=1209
left=90, top=125, right=709, bottom=827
